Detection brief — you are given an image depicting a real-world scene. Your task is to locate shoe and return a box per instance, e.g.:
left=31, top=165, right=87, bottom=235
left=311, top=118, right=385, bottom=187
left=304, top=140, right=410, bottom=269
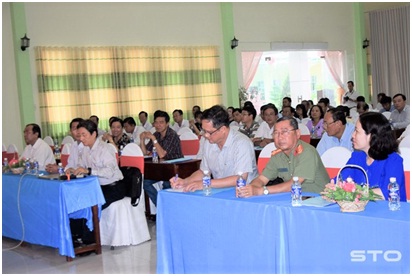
left=73, top=238, right=84, bottom=249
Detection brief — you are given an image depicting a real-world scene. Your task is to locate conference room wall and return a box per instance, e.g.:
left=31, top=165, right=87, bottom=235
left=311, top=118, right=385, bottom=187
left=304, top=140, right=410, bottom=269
left=1, top=2, right=396, bottom=153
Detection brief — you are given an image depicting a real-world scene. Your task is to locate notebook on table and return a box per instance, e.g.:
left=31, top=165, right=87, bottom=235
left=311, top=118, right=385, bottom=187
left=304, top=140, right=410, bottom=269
left=38, top=173, right=85, bottom=180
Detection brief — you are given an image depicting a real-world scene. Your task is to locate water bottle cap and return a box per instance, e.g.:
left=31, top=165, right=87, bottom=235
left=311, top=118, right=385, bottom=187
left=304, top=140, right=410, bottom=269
left=293, top=176, right=298, bottom=181
left=58, top=162, right=62, bottom=166
left=203, top=170, right=209, bottom=174
left=390, top=177, right=396, bottom=183
left=237, top=171, right=243, bottom=175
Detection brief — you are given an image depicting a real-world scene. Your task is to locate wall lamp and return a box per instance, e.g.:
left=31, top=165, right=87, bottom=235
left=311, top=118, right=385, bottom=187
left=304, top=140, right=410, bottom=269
left=362, top=38, right=369, bottom=49
left=231, top=36, right=238, bottom=49
left=21, top=34, right=30, bottom=51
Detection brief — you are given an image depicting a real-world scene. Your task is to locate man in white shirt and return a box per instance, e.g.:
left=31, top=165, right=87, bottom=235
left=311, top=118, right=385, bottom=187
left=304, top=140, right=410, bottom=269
left=89, top=115, right=106, bottom=137
left=170, top=105, right=258, bottom=192
left=390, top=93, right=410, bottom=130
left=139, top=111, right=152, bottom=131
left=46, top=117, right=85, bottom=173
left=171, top=109, right=189, bottom=132
left=21, top=123, right=55, bottom=170
left=253, top=104, right=278, bottom=147
left=342, top=81, right=359, bottom=109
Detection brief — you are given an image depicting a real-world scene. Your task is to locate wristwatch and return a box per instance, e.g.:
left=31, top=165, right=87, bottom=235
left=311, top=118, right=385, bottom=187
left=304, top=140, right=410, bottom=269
left=153, top=139, right=158, bottom=144
left=263, top=185, right=269, bottom=195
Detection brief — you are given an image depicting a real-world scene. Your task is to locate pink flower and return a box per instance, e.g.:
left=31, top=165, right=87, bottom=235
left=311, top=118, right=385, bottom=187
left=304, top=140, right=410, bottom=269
left=325, top=183, right=336, bottom=191
left=342, top=182, right=356, bottom=193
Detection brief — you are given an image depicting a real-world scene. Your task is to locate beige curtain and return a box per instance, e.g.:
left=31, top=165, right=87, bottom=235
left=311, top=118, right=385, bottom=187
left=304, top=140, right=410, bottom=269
left=369, top=6, right=410, bottom=102
left=35, top=46, right=222, bottom=140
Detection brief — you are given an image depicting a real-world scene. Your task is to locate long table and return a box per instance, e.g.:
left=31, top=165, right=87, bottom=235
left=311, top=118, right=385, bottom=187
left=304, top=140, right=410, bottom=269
left=2, top=173, right=106, bottom=259
left=156, top=188, right=410, bottom=274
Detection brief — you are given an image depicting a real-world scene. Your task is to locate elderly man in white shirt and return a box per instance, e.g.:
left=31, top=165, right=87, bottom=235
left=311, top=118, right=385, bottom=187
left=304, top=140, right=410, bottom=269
left=390, top=93, right=410, bottom=130
left=21, top=123, right=55, bottom=171
left=252, top=104, right=279, bottom=148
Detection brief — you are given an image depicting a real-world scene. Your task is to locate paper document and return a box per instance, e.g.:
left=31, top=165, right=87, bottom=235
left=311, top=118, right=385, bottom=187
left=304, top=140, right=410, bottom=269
left=301, top=196, right=336, bottom=207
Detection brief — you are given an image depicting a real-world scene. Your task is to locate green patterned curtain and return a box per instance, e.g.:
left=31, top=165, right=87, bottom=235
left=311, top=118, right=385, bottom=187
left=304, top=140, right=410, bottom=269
left=35, top=46, right=222, bottom=141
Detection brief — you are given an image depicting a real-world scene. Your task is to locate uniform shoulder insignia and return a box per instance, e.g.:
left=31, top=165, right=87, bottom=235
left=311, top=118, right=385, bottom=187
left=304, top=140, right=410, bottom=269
left=271, top=149, right=282, bottom=156
left=294, top=144, right=304, bottom=156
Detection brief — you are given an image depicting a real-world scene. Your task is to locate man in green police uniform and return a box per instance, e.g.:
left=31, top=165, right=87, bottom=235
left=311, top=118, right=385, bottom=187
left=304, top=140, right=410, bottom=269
left=237, top=116, right=329, bottom=198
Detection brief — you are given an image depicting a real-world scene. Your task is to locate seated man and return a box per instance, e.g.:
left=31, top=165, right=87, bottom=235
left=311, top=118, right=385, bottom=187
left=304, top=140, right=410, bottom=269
left=379, top=95, right=395, bottom=113
left=252, top=103, right=278, bottom=147
left=236, top=117, right=329, bottom=198
left=238, top=105, right=259, bottom=138
left=229, top=108, right=242, bottom=127
left=45, top=117, right=84, bottom=173
left=170, top=105, right=258, bottom=192
left=124, top=116, right=145, bottom=144
left=21, top=123, right=55, bottom=170
left=171, top=109, right=189, bottom=132
left=390, top=93, right=410, bottom=130
left=140, top=110, right=183, bottom=206
left=139, top=111, right=153, bottom=131
left=89, top=115, right=106, bottom=137
left=316, top=108, right=355, bottom=156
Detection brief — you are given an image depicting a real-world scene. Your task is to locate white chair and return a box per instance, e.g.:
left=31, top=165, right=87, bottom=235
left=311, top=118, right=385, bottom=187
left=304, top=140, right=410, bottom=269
left=180, top=131, right=200, bottom=158
left=257, top=142, right=276, bottom=174
left=301, top=117, right=311, bottom=124
left=177, top=126, right=193, bottom=136
left=61, top=135, right=74, bottom=145
left=60, top=143, right=71, bottom=167
left=6, top=144, right=19, bottom=161
left=107, top=143, right=118, bottom=163
left=2, top=144, right=7, bottom=160
left=382, top=111, right=391, bottom=120
left=399, top=147, right=410, bottom=202
left=320, top=146, right=352, bottom=179
left=298, top=123, right=310, bottom=143
left=100, top=143, right=151, bottom=248
left=43, top=136, right=54, bottom=146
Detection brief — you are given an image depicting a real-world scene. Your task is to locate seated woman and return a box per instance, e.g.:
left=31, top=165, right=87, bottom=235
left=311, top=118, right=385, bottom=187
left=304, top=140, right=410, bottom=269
left=338, top=112, right=406, bottom=201
left=102, top=117, right=130, bottom=153
left=306, top=104, right=324, bottom=138
left=294, top=103, right=308, bottom=122
left=66, top=119, right=125, bottom=209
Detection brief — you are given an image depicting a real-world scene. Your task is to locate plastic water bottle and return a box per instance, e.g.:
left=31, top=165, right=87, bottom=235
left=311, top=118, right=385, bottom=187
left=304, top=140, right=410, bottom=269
left=32, top=159, right=39, bottom=175
left=3, top=158, right=9, bottom=173
left=202, top=170, right=211, bottom=196
left=119, top=145, right=124, bottom=156
left=291, top=176, right=302, bottom=206
left=25, top=158, right=31, bottom=173
left=54, top=144, right=61, bottom=159
left=152, top=146, right=159, bottom=163
left=58, top=162, right=65, bottom=176
left=388, top=177, right=400, bottom=211
left=236, top=172, right=246, bottom=190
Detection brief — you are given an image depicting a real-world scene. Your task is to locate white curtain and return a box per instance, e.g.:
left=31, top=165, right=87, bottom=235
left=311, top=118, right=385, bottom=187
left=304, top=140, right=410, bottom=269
left=320, top=51, right=345, bottom=104
left=369, top=6, right=410, bottom=102
left=241, top=52, right=263, bottom=89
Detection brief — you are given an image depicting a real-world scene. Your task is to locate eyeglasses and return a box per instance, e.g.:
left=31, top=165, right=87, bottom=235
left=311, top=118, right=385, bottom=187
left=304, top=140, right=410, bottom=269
left=323, top=120, right=336, bottom=127
left=203, top=125, right=223, bottom=136
left=273, top=129, right=296, bottom=137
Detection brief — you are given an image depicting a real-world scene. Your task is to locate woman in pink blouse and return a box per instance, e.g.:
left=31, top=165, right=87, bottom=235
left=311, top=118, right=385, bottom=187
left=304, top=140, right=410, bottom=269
left=306, top=105, right=325, bottom=138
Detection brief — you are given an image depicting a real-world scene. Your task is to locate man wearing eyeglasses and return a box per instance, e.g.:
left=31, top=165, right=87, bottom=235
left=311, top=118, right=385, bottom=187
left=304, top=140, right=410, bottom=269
left=170, top=105, right=258, bottom=192
left=237, top=116, right=329, bottom=197
left=316, top=108, right=355, bottom=156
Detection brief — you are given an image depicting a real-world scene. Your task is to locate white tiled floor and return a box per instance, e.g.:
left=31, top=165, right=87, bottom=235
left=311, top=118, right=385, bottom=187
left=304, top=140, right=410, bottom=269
left=1, top=220, right=157, bottom=274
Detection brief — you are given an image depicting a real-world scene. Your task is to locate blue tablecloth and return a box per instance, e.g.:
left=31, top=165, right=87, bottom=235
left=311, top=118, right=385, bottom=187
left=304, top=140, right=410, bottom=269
left=2, top=173, right=105, bottom=258
left=157, top=188, right=410, bottom=274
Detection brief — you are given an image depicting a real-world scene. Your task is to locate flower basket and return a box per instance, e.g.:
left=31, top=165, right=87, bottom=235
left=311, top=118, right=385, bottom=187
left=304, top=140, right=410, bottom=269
left=337, top=200, right=369, bottom=213
left=321, top=164, right=382, bottom=213
left=11, top=167, right=25, bottom=174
